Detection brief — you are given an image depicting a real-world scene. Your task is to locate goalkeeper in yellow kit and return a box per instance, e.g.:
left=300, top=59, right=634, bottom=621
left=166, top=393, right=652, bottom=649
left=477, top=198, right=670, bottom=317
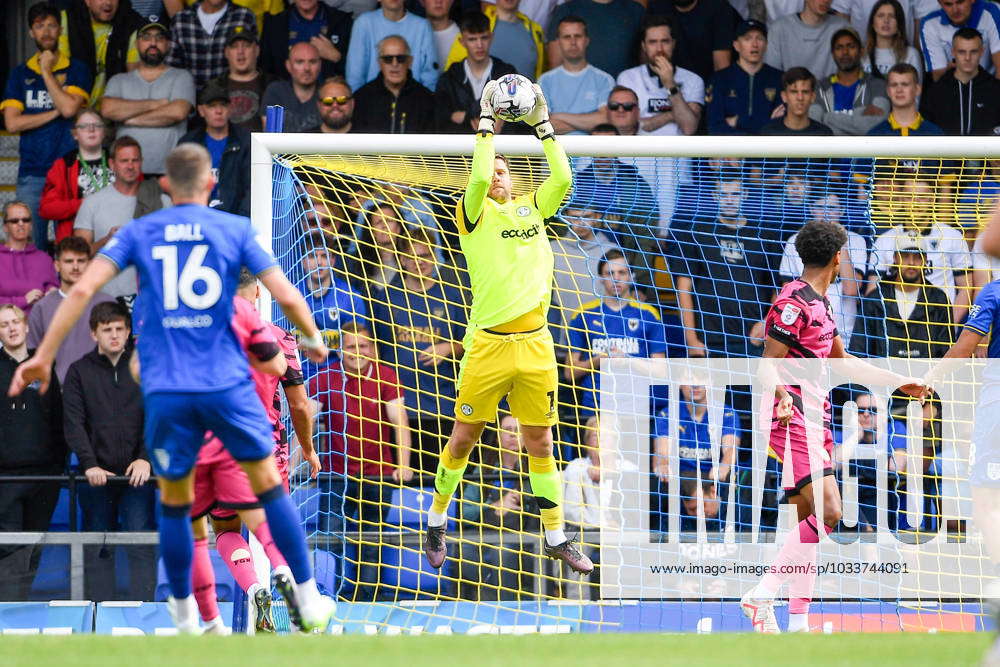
left=422, top=80, right=593, bottom=575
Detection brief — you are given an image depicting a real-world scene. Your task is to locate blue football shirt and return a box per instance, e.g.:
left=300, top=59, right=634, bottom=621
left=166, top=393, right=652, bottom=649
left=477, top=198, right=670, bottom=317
left=98, top=203, right=277, bottom=394
left=653, top=401, right=741, bottom=473
left=300, top=276, right=368, bottom=378
left=373, top=280, right=466, bottom=418
left=965, top=279, right=1000, bottom=404
left=567, top=298, right=667, bottom=410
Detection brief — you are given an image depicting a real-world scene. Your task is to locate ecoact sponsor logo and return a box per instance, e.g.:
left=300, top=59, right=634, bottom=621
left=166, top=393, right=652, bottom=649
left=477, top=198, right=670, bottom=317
left=500, top=225, right=540, bottom=240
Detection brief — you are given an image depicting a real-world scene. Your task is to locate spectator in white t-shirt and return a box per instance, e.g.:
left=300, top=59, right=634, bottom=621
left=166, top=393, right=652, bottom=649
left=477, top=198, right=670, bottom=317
left=615, top=15, right=703, bottom=136
left=779, top=193, right=867, bottom=343
left=919, top=0, right=1000, bottom=81
left=870, top=176, right=974, bottom=321
left=837, top=0, right=916, bottom=45
left=860, top=0, right=924, bottom=79
left=972, top=232, right=1000, bottom=289
left=542, top=15, right=615, bottom=134
left=422, top=0, right=459, bottom=72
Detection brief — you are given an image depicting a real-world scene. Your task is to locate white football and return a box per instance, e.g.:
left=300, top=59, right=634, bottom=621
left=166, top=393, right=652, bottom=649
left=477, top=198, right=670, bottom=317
left=490, top=74, right=536, bottom=122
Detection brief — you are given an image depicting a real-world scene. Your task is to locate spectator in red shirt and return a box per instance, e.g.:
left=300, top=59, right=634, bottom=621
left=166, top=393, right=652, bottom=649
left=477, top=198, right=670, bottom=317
left=39, top=108, right=112, bottom=243
left=308, top=321, right=412, bottom=600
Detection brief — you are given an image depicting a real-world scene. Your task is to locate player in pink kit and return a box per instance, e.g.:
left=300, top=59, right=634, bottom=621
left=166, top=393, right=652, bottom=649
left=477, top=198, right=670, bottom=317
left=740, top=220, right=927, bottom=634
left=190, top=270, right=322, bottom=634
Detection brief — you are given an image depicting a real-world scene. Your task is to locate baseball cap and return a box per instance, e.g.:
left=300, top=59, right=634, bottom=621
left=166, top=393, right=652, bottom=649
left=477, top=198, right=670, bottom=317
left=736, top=19, right=767, bottom=38
left=895, top=232, right=926, bottom=255
left=138, top=15, right=169, bottom=36
left=198, top=80, right=230, bottom=105
left=226, top=25, right=258, bottom=46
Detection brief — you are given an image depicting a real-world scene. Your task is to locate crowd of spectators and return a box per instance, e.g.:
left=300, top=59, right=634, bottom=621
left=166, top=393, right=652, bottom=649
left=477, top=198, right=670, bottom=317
left=0, top=0, right=998, bottom=602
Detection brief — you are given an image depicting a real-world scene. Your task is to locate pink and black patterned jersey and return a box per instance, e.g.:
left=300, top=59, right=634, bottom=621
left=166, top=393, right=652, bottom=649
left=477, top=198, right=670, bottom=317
left=764, top=279, right=839, bottom=420
left=254, top=324, right=303, bottom=471
left=198, top=296, right=280, bottom=466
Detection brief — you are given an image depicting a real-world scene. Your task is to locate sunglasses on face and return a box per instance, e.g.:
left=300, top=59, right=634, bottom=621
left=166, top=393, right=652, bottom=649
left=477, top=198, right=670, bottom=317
left=74, top=123, right=104, bottom=131
left=320, top=95, right=353, bottom=106
left=4, top=218, right=30, bottom=224
left=607, top=102, right=637, bottom=111
left=379, top=54, right=411, bottom=64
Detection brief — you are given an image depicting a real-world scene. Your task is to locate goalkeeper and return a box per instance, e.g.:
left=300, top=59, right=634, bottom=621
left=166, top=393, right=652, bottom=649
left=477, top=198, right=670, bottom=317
left=422, top=81, right=593, bottom=575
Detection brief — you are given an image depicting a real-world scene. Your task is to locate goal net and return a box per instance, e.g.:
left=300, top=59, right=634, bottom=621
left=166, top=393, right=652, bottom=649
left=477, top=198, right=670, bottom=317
left=249, top=133, right=997, bottom=634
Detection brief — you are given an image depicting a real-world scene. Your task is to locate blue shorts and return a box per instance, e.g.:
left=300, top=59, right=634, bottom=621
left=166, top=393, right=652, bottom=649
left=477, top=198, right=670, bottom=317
left=145, top=383, right=273, bottom=480
left=969, top=403, right=1000, bottom=488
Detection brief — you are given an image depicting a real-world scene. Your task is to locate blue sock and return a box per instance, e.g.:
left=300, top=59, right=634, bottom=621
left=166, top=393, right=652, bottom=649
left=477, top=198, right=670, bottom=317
left=160, top=503, right=194, bottom=599
left=258, top=485, right=313, bottom=584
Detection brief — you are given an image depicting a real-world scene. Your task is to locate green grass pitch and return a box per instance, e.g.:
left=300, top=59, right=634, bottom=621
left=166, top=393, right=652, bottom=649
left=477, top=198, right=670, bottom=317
left=3, top=633, right=992, bottom=667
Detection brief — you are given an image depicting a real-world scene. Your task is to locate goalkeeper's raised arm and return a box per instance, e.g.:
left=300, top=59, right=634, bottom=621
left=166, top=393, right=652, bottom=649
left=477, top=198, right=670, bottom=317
left=461, top=81, right=571, bottom=225
left=426, top=80, right=593, bottom=578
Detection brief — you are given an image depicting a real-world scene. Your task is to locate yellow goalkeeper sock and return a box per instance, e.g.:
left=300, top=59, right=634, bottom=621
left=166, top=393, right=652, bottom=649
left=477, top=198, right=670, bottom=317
left=430, top=446, right=470, bottom=517
left=528, top=454, right=564, bottom=533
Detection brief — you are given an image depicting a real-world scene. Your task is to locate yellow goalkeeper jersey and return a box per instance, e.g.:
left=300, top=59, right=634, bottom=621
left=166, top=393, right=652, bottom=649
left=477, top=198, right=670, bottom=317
left=457, top=193, right=554, bottom=332
left=455, top=133, right=571, bottom=334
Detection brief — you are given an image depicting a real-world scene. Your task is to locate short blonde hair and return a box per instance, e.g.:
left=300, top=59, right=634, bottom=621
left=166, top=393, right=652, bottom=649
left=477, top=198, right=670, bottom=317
left=0, top=303, right=27, bottom=323
left=165, top=143, right=211, bottom=199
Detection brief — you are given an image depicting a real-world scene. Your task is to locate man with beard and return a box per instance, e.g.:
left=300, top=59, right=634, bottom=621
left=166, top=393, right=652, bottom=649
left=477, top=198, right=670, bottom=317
left=2, top=2, right=91, bottom=253
left=310, top=77, right=355, bottom=133
left=809, top=28, right=888, bottom=135
left=850, top=238, right=955, bottom=359
left=101, top=18, right=195, bottom=177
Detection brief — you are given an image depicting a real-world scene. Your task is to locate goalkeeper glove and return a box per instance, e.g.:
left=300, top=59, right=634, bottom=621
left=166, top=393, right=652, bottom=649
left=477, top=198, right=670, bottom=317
left=523, top=83, right=554, bottom=141
left=478, top=80, right=499, bottom=135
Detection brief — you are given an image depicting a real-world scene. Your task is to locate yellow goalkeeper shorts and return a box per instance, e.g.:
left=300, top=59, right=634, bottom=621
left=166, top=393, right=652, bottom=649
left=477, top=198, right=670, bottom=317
left=455, top=327, right=558, bottom=427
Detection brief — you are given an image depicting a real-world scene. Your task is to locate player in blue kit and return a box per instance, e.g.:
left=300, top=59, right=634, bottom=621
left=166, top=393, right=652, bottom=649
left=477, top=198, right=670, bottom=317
left=566, top=249, right=667, bottom=416
left=926, top=279, right=1000, bottom=608
left=8, top=144, right=336, bottom=635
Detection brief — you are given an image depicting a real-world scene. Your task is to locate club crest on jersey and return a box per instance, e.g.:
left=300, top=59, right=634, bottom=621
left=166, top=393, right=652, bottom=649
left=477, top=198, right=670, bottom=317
left=328, top=307, right=340, bottom=321
left=780, top=303, right=801, bottom=325
left=516, top=206, right=530, bottom=217
left=627, top=318, right=640, bottom=332
left=460, top=403, right=474, bottom=416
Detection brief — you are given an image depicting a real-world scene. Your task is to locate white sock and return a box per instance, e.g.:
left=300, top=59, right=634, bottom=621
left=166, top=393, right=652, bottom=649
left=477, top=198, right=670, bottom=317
left=247, top=582, right=263, bottom=598
left=171, top=595, right=198, bottom=624
left=753, top=580, right=778, bottom=599
left=545, top=529, right=567, bottom=546
left=296, top=577, right=322, bottom=609
left=787, top=613, right=810, bottom=632
left=427, top=510, right=447, bottom=528
left=272, top=564, right=292, bottom=581
left=205, top=615, right=224, bottom=627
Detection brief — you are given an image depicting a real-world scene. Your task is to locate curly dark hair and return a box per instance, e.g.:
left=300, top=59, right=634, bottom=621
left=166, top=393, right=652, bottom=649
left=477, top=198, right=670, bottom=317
left=795, top=219, right=847, bottom=269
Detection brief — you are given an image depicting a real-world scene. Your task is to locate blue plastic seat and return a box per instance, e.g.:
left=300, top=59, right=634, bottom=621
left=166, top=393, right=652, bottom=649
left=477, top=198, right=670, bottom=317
left=29, top=546, right=70, bottom=599
left=384, top=487, right=456, bottom=529
left=47, top=487, right=72, bottom=532
left=379, top=545, right=451, bottom=596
